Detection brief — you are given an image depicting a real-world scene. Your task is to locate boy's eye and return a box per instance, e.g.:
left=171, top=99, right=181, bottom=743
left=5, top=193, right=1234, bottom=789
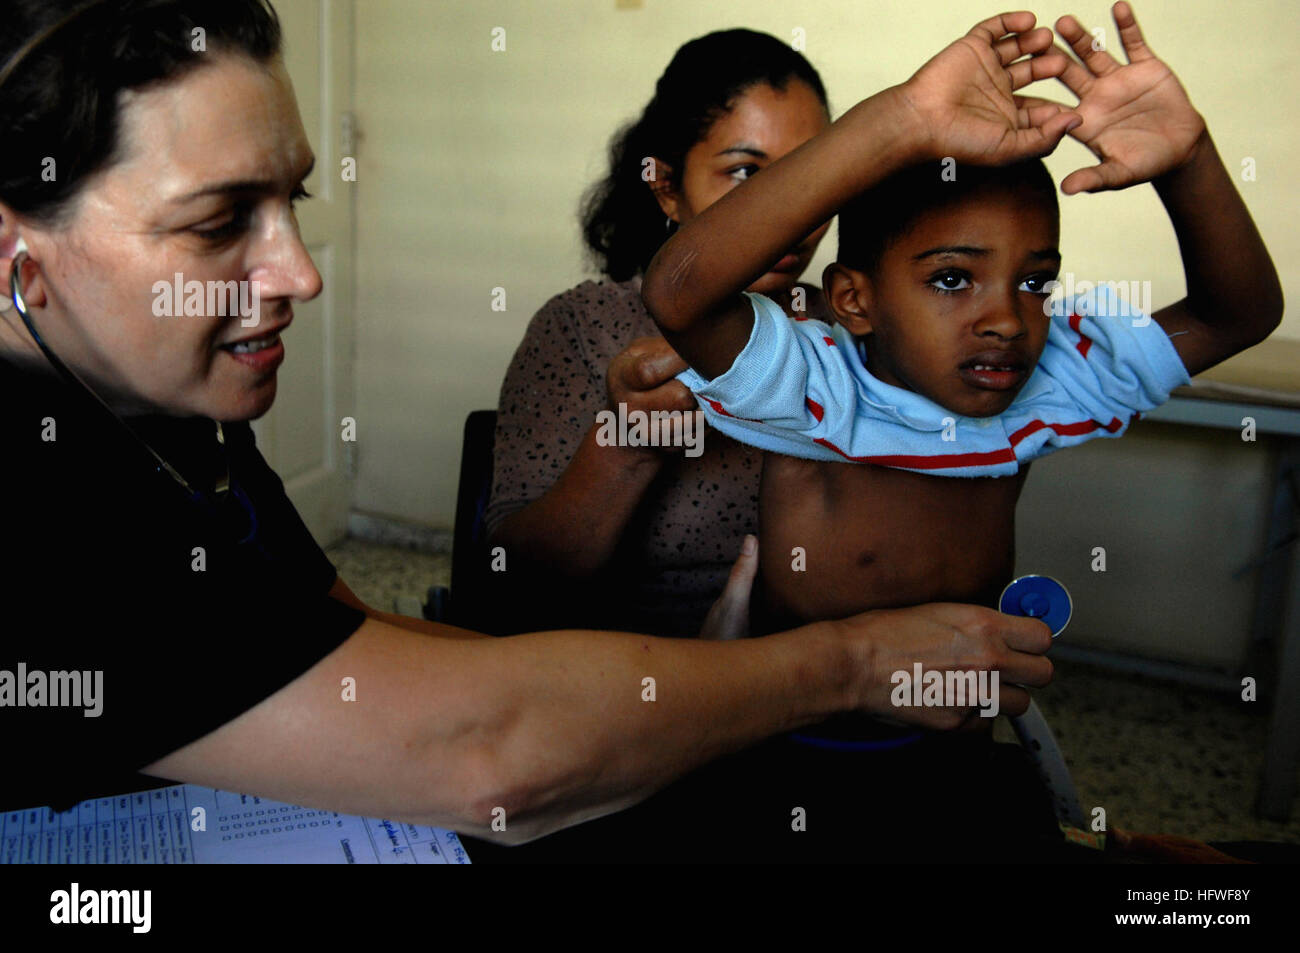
left=728, top=164, right=760, bottom=183
left=1019, top=273, right=1057, bottom=295
left=928, top=271, right=971, bottom=294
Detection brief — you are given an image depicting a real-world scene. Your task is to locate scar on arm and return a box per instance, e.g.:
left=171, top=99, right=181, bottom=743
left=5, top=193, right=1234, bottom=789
left=667, top=246, right=701, bottom=295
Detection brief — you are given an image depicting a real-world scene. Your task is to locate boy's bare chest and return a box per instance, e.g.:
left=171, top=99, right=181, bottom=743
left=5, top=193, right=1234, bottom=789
left=757, top=454, right=1029, bottom=624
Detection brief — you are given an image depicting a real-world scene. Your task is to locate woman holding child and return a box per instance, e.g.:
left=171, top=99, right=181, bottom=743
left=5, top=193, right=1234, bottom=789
left=486, top=30, right=834, bottom=639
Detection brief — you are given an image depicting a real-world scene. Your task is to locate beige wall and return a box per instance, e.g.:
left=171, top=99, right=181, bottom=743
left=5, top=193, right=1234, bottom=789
left=353, top=0, right=1298, bottom=528
left=1015, top=423, right=1276, bottom=668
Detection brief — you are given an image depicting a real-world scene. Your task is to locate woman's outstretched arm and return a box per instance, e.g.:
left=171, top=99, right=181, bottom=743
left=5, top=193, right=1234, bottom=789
left=143, top=604, right=1053, bottom=844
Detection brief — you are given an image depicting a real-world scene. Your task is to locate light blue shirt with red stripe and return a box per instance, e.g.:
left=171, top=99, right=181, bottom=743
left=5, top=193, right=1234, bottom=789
left=676, top=286, right=1191, bottom=477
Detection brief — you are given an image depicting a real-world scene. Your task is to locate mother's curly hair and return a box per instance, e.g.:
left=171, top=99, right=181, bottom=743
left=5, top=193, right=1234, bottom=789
left=580, top=28, right=828, bottom=281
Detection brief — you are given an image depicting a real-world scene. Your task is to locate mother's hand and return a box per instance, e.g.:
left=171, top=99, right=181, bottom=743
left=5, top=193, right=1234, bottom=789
left=836, top=602, right=1054, bottom=727
left=605, top=335, right=701, bottom=453
left=488, top=335, right=702, bottom=582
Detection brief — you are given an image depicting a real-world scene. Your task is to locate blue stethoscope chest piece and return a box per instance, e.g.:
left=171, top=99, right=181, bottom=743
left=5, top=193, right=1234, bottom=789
left=999, top=574, right=1072, bottom=637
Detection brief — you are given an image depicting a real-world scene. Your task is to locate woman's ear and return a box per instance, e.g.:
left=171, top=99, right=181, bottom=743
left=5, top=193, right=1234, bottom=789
left=0, top=210, right=25, bottom=312
left=823, top=262, right=874, bottom=336
left=0, top=209, right=47, bottom=313
left=645, top=157, right=681, bottom=222
left=0, top=207, right=21, bottom=264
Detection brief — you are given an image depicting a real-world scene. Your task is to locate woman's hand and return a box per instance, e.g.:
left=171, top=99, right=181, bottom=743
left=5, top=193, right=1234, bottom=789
left=836, top=602, right=1054, bottom=727
left=489, top=334, right=702, bottom=580
left=1046, top=2, right=1206, bottom=194
left=897, top=11, right=1081, bottom=166
left=605, top=335, right=702, bottom=455
left=700, top=535, right=760, bottom=640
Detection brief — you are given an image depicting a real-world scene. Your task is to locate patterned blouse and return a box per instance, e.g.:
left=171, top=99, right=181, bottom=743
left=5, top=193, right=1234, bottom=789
left=487, top=276, right=827, bottom=636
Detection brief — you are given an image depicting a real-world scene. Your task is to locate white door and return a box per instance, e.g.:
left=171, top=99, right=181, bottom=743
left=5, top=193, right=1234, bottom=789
left=253, top=0, right=356, bottom=545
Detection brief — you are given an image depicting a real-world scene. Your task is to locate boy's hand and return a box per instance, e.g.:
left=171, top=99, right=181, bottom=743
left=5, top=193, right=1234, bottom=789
left=898, top=11, right=1081, bottom=166
left=1047, top=2, right=1206, bottom=193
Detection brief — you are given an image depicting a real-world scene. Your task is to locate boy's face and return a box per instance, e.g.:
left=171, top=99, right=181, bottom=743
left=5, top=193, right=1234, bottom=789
left=850, top=187, right=1060, bottom=418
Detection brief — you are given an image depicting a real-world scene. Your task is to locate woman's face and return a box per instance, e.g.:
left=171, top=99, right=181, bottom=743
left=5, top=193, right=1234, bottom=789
left=656, top=80, right=831, bottom=299
left=7, top=54, right=319, bottom=421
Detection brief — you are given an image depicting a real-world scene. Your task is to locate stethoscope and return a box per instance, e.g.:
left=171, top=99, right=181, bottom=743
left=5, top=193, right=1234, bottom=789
left=7, top=241, right=260, bottom=545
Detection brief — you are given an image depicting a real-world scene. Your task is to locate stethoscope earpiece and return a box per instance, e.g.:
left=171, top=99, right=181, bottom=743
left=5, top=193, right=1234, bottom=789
left=5, top=239, right=29, bottom=315
left=9, top=243, right=33, bottom=322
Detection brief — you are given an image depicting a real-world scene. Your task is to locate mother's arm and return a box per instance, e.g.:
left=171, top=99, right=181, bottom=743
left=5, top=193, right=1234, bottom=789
left=491, top=336, right=694, bottom=575
left=142, top=604, right=1053, bottom=844
left=488, top=295, right=696, bottom=579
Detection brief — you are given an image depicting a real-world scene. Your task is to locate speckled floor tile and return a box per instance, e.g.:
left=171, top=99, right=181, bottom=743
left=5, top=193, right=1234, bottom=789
left=995, top=658, right=1299, bottom=845
left=330, top=538, right=1299, bottom=847
left=326, top=537, right=449, bottom=614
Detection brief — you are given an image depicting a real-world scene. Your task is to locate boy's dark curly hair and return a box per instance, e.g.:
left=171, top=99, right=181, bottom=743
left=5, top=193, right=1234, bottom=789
left=838, top=159, right=1059, bottom=275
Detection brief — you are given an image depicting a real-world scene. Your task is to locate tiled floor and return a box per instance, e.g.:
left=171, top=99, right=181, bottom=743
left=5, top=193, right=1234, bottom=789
left=328, top=536, right=450, bottom=613
left=326, top=536, right=1300, bottom=847
left=999, top=660, right=1300, bottom=845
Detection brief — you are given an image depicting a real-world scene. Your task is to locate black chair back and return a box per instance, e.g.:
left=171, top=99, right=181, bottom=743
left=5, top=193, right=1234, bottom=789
left=446, top=410, right=498, bottom=629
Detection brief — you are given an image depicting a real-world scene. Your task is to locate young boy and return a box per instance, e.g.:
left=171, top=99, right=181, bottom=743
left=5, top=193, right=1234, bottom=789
left=643, top=5, right=1282, bottom=637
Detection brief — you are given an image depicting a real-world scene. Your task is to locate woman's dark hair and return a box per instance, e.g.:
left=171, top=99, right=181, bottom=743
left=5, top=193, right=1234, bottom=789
left=581, top=29, right=828, bottom=281
left=0, top=0, right=282, bottom=225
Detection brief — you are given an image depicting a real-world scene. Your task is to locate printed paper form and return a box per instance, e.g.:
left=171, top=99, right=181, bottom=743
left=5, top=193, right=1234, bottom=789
left=1, top=783, right=470, bottom=864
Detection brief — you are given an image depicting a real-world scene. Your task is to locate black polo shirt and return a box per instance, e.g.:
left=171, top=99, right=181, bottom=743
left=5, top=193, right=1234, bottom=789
left=0, top=352, right=366, bottom=812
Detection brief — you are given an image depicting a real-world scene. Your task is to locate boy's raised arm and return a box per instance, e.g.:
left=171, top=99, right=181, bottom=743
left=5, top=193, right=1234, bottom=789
left=1048, top=2, right=1283, bottom=374
left=642, top=90, right=920, bottom=381
left=1148, top=131, right=1283, bottom=375
left=642, top=12, right=1082, bottom=381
